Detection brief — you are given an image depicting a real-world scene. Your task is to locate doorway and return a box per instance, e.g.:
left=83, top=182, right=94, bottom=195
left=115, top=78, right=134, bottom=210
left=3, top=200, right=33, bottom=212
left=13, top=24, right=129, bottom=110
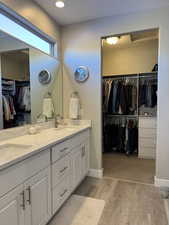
left=101, top=29, right=158, bottom=184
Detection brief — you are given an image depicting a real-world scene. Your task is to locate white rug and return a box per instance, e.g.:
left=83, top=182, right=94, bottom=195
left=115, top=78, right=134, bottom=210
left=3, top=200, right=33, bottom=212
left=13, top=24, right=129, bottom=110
left=49, top=195, right=105, bottom=225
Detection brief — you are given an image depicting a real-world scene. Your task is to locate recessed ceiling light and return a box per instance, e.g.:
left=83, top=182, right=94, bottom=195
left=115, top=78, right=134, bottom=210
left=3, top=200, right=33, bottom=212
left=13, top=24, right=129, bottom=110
left=55, top=0, right=65, bottom=8
left=106, top=37, right=119, bottom=45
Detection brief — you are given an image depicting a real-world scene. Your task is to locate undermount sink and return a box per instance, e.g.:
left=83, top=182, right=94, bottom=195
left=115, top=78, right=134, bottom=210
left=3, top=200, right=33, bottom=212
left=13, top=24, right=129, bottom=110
left=0, top=144, right=32, bottom=151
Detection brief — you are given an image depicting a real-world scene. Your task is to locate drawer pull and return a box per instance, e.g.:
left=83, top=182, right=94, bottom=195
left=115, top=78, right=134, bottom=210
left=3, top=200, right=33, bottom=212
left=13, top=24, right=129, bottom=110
left=20, top=191, right=25, bottom=210
left=81, top=146, right=85, bottom=157
left=60, top=166, right=68, bottom=174
left=26, top=186, right=31, bottom=205
left=60, top=147, right=68, bottom=153
left=60, top=189, right=68, bottom=197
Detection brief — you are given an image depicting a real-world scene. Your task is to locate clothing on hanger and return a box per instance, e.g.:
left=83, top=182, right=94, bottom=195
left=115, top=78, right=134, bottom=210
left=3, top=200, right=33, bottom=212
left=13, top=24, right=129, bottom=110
left=103, top=116, right=138, bottom=155
left=16, top=86, right=31, bottom=112
left=103, top=78, right=137, bottom=115
left=139, top=79, right=157, bottom=108
left=2, top=95, right=16, bottom=121
left=2, top=79, right=31, bottom=128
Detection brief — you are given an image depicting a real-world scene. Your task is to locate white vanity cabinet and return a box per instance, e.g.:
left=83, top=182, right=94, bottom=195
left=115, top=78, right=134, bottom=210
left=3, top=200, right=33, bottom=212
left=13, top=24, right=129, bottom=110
left=71, top=140, right=89, bottom=191
left=0, top=184, right=24, bottom=225
left=81, top=140, right=90, bottom=178
left=51, top=129, right=90, bottom=214
left=24, top=167, right=51, bottom=225
left=0, top=150, right=51, bottom=225
left=0, top=127, right=91, bottom=225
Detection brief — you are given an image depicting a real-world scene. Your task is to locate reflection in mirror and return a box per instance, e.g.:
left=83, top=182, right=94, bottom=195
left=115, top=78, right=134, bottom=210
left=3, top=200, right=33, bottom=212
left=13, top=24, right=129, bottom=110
left=0, top=30, right=62, bottom=130
left=1, top=49, right=30, bottom=129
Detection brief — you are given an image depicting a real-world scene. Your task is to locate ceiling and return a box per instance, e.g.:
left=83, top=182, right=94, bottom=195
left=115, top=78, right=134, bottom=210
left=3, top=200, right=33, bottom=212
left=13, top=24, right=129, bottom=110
left=102, top=29, right=159, bottom=49
left=34, top=0, right=169, bottom=25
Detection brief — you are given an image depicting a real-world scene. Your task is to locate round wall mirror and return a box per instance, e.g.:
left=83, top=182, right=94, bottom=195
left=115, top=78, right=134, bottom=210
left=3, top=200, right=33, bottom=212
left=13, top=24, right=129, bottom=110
left=74, top=66, right=89, bottom=83
left=38, top=70, right=51, bottom=85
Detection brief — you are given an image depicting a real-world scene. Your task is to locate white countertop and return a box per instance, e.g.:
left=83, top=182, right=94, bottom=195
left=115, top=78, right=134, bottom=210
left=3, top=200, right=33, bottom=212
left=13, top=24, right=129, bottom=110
left=0, top=124, right=91, bottom=171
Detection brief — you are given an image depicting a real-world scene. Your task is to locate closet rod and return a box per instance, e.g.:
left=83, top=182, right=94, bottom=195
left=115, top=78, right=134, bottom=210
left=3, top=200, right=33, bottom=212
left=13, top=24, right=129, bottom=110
left=139, top=75, right=157, bottom=79
left=106, top=114, right=138, bottom=117
left=102, top=72, right=157, bottom=79
left=103, top=74, right=138, bottom=79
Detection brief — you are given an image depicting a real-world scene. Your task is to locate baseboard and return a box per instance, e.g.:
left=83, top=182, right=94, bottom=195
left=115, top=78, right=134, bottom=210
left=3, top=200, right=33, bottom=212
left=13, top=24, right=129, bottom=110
left=138, top=155, right=155, bottom=160
left=88, top=168, right=103, bottom=179
left=155, top=176, right=169, bottom=187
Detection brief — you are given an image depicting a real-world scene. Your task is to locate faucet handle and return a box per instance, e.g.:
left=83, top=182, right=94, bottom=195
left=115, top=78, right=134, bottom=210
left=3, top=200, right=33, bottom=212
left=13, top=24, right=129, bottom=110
left=37, top=113, right=48, bottom=123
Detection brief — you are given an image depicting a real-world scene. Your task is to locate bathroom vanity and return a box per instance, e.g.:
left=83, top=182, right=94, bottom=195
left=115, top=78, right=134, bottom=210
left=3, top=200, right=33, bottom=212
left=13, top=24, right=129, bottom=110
left=0, top=122, right=91, bottom=225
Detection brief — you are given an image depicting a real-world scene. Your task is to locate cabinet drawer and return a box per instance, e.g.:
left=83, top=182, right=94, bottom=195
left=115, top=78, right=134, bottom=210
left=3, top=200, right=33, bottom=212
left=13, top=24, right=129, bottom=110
left=139, top=128, right=156, bottom=138
left=139, top=118, right=156, bottom=129
left=139, top=138, right=156, bottom=148
left=52, top=129, right=90, bottom=163
left=52, top=155, right=71, bottom=188
left=52, top=175, right=70, bottom=214
left=52, top=139, right=71, bottom=162
left=0, top=150, right=50, bottom=198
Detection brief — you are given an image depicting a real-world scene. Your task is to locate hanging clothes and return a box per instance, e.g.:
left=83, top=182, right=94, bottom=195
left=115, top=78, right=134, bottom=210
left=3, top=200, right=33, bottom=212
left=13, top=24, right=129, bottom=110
left=103, top=78, right=137, bottom=115
left=16, top=86, right=31, bottom=112
left=103, top=117, right=138, bottom=155
left=139, top=79, right=157, bottom=108
left=102, top=79, right=113, bottom=112
left=126, top=119, right=138, bottom=155
left=2, top=95, right=16, bottom=121
left=2, top=79, right=31, bottom=128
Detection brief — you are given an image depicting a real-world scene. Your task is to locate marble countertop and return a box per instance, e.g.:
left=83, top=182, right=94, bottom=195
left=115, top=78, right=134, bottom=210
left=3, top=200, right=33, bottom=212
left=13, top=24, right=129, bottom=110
left=0, top=123, right=91, bottom=171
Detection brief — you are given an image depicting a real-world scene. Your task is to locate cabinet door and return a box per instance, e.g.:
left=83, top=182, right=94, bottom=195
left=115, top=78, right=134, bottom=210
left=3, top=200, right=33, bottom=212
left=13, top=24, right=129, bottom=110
left=81, top=139, right=90, bottom=178
left=0, top=185, right=24, bottom=225
left=72, top=147, right=82, bottom=190
left=24, top=167, right=51, bottom=225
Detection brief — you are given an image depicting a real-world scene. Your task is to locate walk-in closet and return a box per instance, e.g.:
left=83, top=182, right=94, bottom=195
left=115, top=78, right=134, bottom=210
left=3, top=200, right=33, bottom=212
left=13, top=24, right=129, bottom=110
left=102, top=29, right=158, bottom=183
left=0, top=49, right=31, bottom=129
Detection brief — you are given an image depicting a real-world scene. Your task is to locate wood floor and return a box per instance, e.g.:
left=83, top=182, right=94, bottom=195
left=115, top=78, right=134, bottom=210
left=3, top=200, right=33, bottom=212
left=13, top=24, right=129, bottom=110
left=49, top=154, right=168, bottom=225
left=103, top=153, right=155, bottom=184
left=75, top=177, right=168, bottom=225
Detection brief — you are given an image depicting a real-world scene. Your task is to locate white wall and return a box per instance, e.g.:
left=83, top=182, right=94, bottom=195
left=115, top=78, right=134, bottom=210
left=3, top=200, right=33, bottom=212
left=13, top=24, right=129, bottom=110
left=103, top=39, right=158, bottom=75
left=0, top=0, right=60, bottom=42
left=62, top=7, right=169, bottom=181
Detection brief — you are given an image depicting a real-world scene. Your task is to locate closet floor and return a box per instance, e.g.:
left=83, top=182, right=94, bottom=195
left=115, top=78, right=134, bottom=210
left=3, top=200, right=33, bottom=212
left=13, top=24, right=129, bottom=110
left=103, top=153, right=155, bottom=184
left=74, top=177, right=168, bottom=225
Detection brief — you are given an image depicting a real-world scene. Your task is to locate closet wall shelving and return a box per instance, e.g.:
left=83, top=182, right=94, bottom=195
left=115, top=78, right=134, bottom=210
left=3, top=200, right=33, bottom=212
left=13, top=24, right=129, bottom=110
left=1, top=78, right=31, bottom=129
left=103, top=71, right=157, bottom=118
left=2, top=78, right=16, bottom=96
left=102, top=72, right=157, bottom=156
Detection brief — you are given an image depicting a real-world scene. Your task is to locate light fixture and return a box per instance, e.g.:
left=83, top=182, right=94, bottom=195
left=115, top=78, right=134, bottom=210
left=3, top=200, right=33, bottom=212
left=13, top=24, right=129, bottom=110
left=106, top=37, right=119, bottom=45
left=55, top=0, right=65, bottom=8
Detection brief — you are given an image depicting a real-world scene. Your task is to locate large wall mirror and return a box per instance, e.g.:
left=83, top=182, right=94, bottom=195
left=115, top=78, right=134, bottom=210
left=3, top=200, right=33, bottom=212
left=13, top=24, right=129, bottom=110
left=0, top=30, right=62, bottom=129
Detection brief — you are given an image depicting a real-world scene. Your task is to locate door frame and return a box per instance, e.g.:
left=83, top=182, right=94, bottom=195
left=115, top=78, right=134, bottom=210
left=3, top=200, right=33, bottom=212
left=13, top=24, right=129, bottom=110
left=100, top=28, right=159, bottom=180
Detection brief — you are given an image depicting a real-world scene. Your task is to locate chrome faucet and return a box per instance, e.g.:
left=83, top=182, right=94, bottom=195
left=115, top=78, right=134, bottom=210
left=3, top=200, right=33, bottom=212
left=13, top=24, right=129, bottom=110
left=37, top=113, right=48, bottom=122
left=54, top=115, right=59, bottom=128
left=54, top=114, right=64, bottom=128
